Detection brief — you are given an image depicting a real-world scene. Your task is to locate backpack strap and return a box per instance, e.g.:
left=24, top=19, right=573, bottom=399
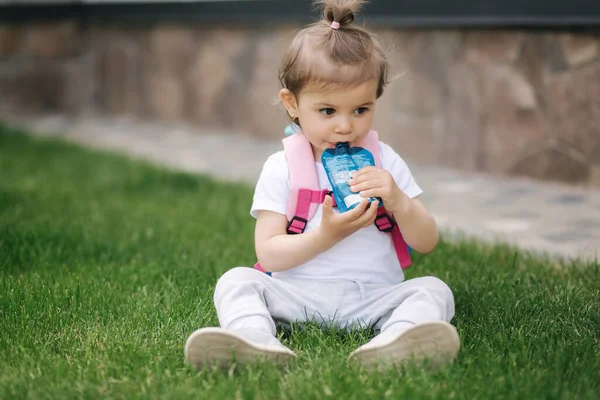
left=360, top=132, right=412, bottom=269
left=286, top=188, right=329, bottom=234
left=391, top=227, right=412, bottom=268
left=374, top=206, right=412, bottom=269
left=283, top=134, right=329, bottom=234
left=375, top=206, right=395, bottom=232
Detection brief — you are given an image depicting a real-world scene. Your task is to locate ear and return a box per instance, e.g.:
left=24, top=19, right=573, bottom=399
left=279, top=88, right=298, bottom=117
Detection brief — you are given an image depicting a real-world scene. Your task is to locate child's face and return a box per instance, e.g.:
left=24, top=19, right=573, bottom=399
left=283, top=80, right=378, bottom=161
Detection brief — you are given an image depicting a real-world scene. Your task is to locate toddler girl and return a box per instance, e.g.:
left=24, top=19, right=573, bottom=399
left=185, top=0, right=459, bottom=370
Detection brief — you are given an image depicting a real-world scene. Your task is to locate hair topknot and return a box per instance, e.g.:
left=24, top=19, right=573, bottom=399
left=279, top=0, right=388, bottom=101
left=315, top=0, right=367, bottom=28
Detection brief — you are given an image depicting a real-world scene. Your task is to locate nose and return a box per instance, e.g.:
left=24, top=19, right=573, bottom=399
left=335, top=116, right=352, bottom=134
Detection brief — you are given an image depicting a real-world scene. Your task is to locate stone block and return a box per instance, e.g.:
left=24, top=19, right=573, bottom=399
left=375, top=74, right=442, bottom=165
left=145, top=25, right=199, bottom=121
left=149, top=24, right=195, bottom=73
left=439, top=64, right=484, bottom=171
left=90, top=27, right=153, bottom=116
left=60, top=58, right=93, bottom=115
left=511, top=146, right=590, bottom=184
left=539, top=34, right=570, bottom=73
left=377, top=112, right=441, bottom=166
left=242, top=27, right=296, bottom=140
left=186, top=28, right=249, bottom=127
left=94, top=36, right=143, bottom=116
left=387, top=71, right=442, bottom=116
left=0, top=62, right=65, bottom=112
left=24, top=21, right=80, bottom=58
left=519, top=34, right=573, bottom=86
left=559, top=33, right=599, bottom=67
left=148, top=71, right=185, bottom=121
left=518, top=36, right=546, bottom=106
left=464, top=31, right=523, bottom=65
left=378, top=29, right=466, bottom=167
left=520, top=34, right=570, bottom=75
left=480, top=65, right=546, bottom=172
left=0, top=25, right=22, bottom=57
left=391, top=30, right=462, bottom=86
left=546, top=63, right=600, bottom=164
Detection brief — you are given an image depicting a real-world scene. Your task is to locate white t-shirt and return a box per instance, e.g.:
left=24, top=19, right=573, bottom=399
left=250, top=142, right=423, bottom=284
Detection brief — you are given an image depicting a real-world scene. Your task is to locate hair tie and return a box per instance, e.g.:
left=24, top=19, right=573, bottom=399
left=330, top=21, right=340, bottom=30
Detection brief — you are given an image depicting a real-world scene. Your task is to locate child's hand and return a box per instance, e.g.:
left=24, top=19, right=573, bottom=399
left=319, top=195, right=378, bottom=242
left=348, top=167, right=408, bottom=215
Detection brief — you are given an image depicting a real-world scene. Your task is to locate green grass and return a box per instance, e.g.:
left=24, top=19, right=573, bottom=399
left=1, top=124, right=599, bottom=400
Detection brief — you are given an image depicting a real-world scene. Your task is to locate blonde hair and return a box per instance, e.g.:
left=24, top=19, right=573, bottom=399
left=279, top=0, right=388, bottom=99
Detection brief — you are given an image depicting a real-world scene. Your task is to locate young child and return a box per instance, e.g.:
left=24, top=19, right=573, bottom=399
left=185, top=0, right=459, bottom=370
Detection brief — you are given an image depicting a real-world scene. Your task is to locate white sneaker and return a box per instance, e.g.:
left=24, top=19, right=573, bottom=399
left=348, top=321, right=460, bottom=369
left=184, top=327, right=297, bottom=370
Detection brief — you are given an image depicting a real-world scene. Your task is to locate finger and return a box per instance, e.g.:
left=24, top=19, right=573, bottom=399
left=350, top=179, right=383, bottom=193
left=357, top=166, right=378, bottom=174
left=358, top=188, right=383, bottom=199
left=354, top=199, right=372, bottom=224
left=355, top=200, right=379, bottom=228
left=367, top=199, right=380, bottom=222
left=349, top=169, right=363, bottom=182
left=344, top=198, right=370, bottom=220
left=322, top=195, right=333, bottom=214
left=321, top=195, right=336, bottom=224
left=349, top=169, right=379, bottom=185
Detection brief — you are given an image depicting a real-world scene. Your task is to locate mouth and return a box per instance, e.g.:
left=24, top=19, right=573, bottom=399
left=328, top=141, right=353, bottom=148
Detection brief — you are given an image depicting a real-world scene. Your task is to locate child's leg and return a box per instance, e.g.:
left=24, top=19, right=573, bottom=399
left=214, top=267, right=281, bottom=337
left=374, top=276, right=455, bottom=333
left=185, top=267, right=329, bottom=369
left=213, top=267, right=335, bottom=334
left=347, top=276, right=459, bottom=368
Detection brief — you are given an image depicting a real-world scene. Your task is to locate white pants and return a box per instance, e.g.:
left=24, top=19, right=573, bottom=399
left=214, top=267, right=455, bottom=337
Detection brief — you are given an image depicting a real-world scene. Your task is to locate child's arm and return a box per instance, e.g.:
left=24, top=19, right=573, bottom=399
left=349, top=167, right=439, bottom=254
left=255, top=196, right=378, bottom=272
left=389, top=196, right=439, bottom=255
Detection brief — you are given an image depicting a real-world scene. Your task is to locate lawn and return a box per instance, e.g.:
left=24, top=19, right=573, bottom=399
left=1, top=124, right=599, bottom=399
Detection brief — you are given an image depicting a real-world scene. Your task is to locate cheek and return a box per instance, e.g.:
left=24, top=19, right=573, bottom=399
left=300, top=117, right=324, bottom=135
left=358, top=116, right=374, bottom=131
left=360, top=114, right=374, bottom=124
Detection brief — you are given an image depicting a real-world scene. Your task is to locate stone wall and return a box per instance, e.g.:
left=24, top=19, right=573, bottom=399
left=1, top=21, right=599, bottom=187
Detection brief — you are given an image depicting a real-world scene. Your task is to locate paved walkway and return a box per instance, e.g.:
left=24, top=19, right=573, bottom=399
left=4, top=114, right=599, bottom=263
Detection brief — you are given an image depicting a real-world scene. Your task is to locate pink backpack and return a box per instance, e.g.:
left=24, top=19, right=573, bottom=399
left=254, top=130, right=412, bottom=274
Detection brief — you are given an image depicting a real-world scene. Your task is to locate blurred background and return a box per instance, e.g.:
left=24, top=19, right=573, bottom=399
left=1, top=0, right=599, bottom=187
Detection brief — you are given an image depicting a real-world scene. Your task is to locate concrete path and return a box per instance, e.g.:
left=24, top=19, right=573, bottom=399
left=3, top=114, right=599, bottom=263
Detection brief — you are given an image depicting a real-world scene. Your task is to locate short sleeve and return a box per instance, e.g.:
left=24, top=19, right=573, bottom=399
left=250, top=151, right=290, bottom=219
left=379, top=142, right=423, bottom=199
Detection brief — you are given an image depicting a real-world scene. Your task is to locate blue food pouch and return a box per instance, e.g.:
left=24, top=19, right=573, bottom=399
left=321, top=142, right=377, bottom=213
left=350, top=145, right=376, bottom=170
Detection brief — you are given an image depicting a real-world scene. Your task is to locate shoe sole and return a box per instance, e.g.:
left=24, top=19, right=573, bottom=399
left=184, top=328, right=296, bottom=370
left=348, top=321, right=460, bottom=369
